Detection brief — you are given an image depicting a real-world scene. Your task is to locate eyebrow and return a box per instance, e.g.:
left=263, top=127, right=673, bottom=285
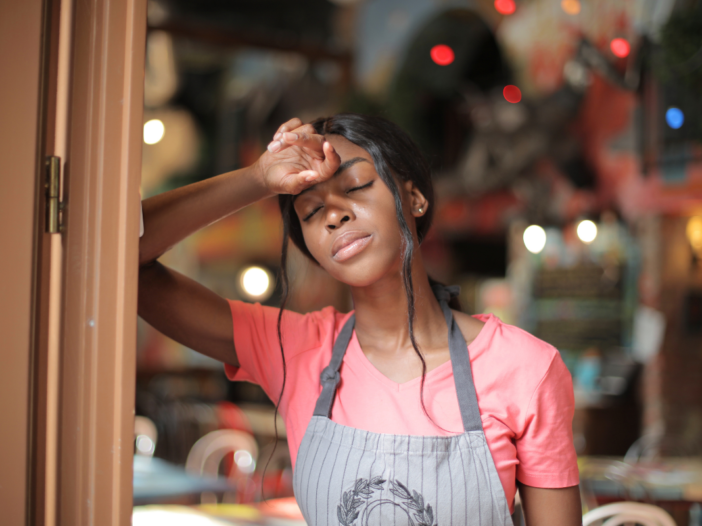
left=295, top=157, right=371, bottom=198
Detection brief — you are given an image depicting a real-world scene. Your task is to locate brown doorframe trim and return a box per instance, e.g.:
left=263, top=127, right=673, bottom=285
left=56, top=0, right=146, bottom=524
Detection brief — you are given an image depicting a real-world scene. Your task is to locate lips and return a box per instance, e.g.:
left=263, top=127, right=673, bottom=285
left=331, top=230, right=372, bottom=262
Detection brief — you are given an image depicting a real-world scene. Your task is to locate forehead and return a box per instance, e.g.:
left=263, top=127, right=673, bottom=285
left=326, top=134, right=373, bottom=163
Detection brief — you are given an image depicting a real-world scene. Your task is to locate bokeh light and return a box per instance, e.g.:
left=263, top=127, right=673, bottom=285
left=143, top=119, right=165, bottom=145
left=135, top=435, right=155, bottom=455
left=241, top=266, right=271, bottom=299
left=234, top=450, right=256, bottom=474
left=503, top=85, right=522, bottom=103
left=239, top=267, right=273, bottom=301
left=666, top=107, right=684, bottom=129
left=523, top=225, right=547, bottom=254
left=610, top=38, right=630, bottom=58
left=494, top=0, right=516, bottom=15
left=561, top=0, right=581, bottom=15
left=576, top=220, right=598, bottom=244
left=430, top=44, right=455, bottom=66
left=687, top=216, right=702, bottom=254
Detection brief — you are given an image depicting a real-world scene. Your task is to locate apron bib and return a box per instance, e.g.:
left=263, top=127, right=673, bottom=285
left=293, top=285, right=513, bottom=526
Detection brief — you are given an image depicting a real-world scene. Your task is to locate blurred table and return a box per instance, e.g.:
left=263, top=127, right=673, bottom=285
left=133, top=455, right=236, bottom=505
left=579, top=456, right=702, bottom=526
left=133, top=497, right=306, bottom=525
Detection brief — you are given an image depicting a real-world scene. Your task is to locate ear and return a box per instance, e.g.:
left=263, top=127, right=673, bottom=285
left=403, top=179, right=429, bottom=218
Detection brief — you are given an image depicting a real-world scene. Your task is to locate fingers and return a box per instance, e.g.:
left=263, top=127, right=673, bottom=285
left=268, top=123, right=322, bottom=155
left=295, top=142, right=340, bottom=187
left=275, top=118, right=302, bottom=139
left=280, top=130, right=325, bottom=155
left=318, top=141, right=341, bottom=177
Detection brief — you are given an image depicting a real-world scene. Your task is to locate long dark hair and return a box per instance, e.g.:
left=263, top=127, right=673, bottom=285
left=263, top=114, right=460, bottom=496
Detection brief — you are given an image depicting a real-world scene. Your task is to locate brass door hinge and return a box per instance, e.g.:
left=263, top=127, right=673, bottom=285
left=45, top=156, right=64, bottom=233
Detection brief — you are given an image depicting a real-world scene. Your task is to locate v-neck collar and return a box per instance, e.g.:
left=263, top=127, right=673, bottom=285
left=344, top=313, right=497, bottom=392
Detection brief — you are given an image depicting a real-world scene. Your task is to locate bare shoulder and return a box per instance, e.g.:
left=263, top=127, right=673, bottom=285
left=451, top=309, right=485, bottom=346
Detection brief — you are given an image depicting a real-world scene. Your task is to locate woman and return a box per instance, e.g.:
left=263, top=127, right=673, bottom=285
left=139, top=114, right=581, bottom=525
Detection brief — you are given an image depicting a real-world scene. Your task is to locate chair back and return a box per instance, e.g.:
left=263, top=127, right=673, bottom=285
left=185, top=429, right=259, bottom=504
left=582, top=502, right=676, bottom=526
left=186, top=429, right=258, bottom=480
left=134, top=415, right=157, bottom=457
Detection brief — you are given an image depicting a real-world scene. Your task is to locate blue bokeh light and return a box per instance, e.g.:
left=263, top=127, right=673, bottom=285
left=666, top=107, right=684, bottom=129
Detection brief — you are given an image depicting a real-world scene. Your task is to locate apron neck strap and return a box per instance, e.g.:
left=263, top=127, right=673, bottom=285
left=434, top=284, right=484, bottom=432
left=313, top=284, right=485, bottom=434
left=312, top=313, right=356, bottom=419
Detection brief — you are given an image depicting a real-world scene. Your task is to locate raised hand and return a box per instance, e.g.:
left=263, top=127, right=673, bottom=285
left=254, top=118, right=341, bottom=196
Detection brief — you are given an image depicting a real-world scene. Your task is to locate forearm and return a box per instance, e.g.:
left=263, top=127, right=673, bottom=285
left=518, top=483, right=582, bottom=526
left=139, top=161, right=272, bottom=265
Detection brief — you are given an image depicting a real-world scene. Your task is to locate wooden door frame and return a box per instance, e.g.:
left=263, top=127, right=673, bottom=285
left=54, top=0, right=146, bottom=525
left=12, top=0, right=148, bottom=525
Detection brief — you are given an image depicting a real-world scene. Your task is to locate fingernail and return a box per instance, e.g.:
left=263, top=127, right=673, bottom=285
left=305, top=173, right=318, bottom=182
left=274, top=132, right=282, bottom=140
left=267, top=141, right=282, bottom=153
left=283, top=132, right=298, bottom=142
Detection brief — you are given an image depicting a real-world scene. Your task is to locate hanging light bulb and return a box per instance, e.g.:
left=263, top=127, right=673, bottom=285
left=240, top=266, right=273, bottom=301
left=523, top=225, right=547, bottom=254
left=576, top=220, right=598, bottom=243
left=143, top=119, right=165, bottom=144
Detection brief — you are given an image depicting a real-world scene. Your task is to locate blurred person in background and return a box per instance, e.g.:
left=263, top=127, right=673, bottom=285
left=138, top=113, right=581, bottom=525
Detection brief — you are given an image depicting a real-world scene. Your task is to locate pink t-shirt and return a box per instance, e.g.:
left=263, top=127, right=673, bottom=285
left=224, top=301, right=579, bottom=510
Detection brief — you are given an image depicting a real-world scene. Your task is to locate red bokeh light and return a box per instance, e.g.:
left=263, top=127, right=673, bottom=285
left=430, top=44, right=455, bottom=66
left=503, top=85, right=522, bottom=103
left=610, top=38, right=630, bottom=58
left=494, top=0, right=516, bottom=15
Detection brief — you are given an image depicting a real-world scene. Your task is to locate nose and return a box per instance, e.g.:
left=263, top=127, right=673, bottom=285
left=325, top=206, right=352, bottom=231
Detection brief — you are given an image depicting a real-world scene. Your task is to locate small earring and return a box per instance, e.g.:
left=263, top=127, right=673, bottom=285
left=417, top=207, right=424, bottom=214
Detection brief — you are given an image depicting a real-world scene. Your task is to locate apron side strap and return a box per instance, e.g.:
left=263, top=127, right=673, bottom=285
left=440, top=299, right=485, bottom=433
left=313, top=313, right=356, bottom=418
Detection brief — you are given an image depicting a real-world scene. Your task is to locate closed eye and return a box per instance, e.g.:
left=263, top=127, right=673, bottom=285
left=302, top=180, right=374, bottom=222
left=347, top=180, right=374, bottom=193
left=302, top=206, right=322, bottom=222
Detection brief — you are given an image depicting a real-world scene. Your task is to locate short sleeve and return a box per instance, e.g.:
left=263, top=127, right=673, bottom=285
left=515, top=353, right=580, bottom=488
left=224, top=300, right=333, bottom=404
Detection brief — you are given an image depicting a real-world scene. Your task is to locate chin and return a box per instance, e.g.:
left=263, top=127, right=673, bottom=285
left=323, top=251, right=402, bottom=289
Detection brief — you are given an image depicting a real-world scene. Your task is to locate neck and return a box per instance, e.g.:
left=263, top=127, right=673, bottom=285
left=350, top=253, right=447, bottom=354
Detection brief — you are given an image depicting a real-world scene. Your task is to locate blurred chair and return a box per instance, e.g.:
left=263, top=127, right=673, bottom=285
left=582, top=502, right=676, bottom=526
left=185, top=429, right=259, bottom=504
left=134, top=415, right=158, bottom=457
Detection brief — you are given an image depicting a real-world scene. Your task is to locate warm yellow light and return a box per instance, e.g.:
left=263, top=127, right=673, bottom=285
left=687, top=216, right=702, bottom=253
left=561, top=0, right=581, bottom=15
left=523, top=225, right=547, bottom=254
left=143, top=119, right=165, bottom=144
left=241, top=266, right=271, bottom=299
left=577, top=220, right=597, bottom=243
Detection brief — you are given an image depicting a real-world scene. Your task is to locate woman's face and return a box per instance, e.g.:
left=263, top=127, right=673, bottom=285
left=293, top=134, right=425, bottom=287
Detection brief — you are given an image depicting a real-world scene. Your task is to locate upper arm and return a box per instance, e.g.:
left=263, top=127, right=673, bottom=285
left=518, top=483, right=582, bottom=526
left=516, top=353, right=579, bottom=488
left=138, top=261, right=238, bottom=366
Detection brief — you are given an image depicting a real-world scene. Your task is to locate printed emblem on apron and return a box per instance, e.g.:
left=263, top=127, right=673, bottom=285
left=337, top=477, right=436, bottom=526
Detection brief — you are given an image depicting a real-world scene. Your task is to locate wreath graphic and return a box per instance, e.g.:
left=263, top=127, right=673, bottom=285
left=336, top=477, right=436, bottom=526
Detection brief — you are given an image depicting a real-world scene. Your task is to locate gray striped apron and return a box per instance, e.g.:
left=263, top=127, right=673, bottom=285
left=293, top=285, right=513, bottom=526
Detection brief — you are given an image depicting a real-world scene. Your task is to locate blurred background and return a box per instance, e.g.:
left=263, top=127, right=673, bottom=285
left=133, top=0, right=702, bottom=522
